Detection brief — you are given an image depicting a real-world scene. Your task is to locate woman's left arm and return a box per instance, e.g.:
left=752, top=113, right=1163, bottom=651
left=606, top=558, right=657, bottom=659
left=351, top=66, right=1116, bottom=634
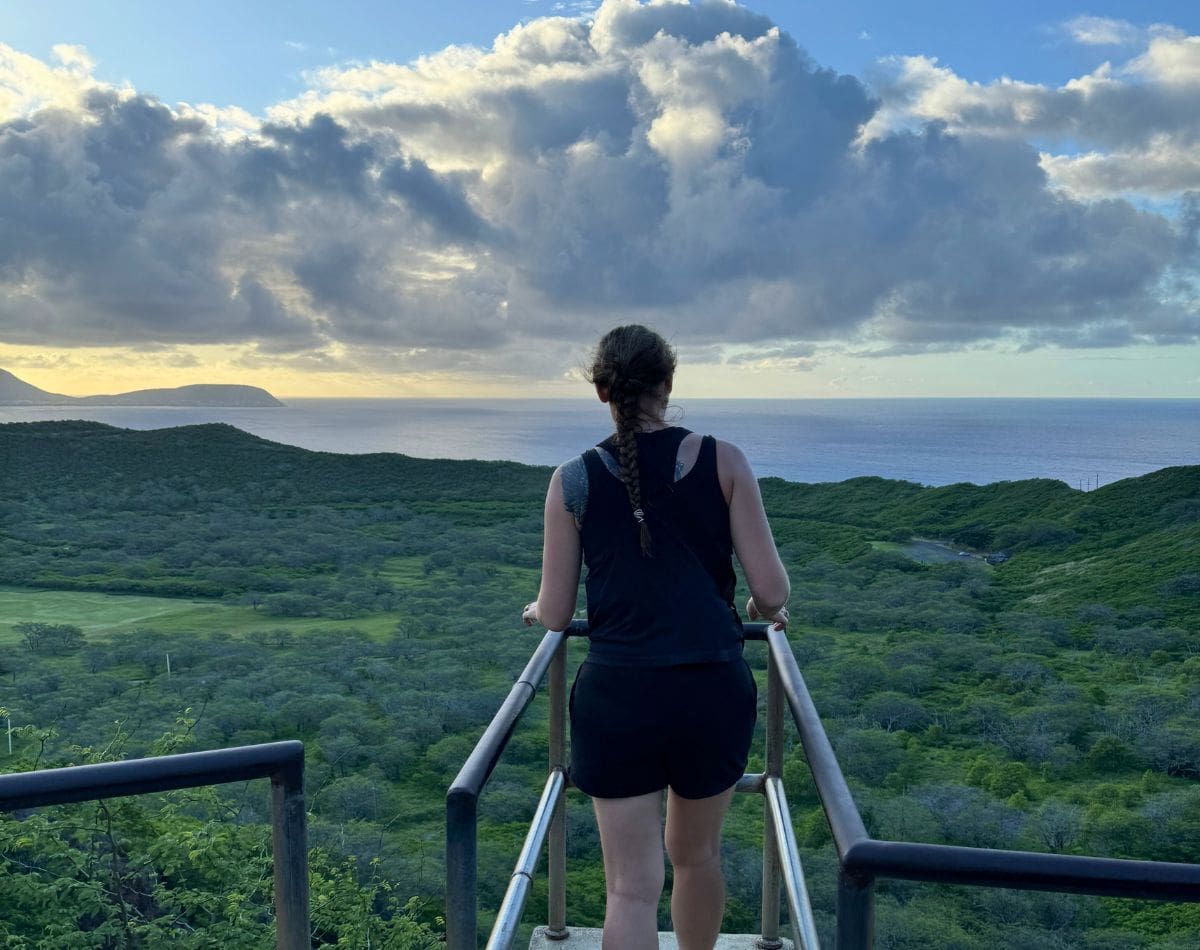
left=522, top=467, right=582, bottom=630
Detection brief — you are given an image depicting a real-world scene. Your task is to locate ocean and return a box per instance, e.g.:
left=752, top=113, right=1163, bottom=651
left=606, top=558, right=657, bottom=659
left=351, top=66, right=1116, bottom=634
left=1, top=398, right=1196, bottom=488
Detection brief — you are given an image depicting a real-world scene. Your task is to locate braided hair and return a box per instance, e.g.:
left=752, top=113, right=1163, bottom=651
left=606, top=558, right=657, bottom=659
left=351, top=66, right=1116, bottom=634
left=586, top=325, right=677, bottom=556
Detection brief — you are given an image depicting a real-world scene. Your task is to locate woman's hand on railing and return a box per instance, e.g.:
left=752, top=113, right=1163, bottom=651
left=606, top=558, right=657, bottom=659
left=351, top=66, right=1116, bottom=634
left=521, top=600, right=539, bottom=627
left=747, top=597, right=789, bottom=631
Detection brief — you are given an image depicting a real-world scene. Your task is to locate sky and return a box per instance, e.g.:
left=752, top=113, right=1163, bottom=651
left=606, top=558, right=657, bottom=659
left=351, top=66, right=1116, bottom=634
left=1, top=0, right=1198, bottom=398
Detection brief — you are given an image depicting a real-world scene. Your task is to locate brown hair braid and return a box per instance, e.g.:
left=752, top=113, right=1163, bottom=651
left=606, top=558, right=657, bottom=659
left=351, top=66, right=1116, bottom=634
left=586, top=325, right=677, bottom=556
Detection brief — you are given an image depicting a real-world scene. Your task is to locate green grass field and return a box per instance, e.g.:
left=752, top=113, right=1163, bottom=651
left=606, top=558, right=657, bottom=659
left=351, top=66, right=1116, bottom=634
left=0, top=587, right=408, bottom=645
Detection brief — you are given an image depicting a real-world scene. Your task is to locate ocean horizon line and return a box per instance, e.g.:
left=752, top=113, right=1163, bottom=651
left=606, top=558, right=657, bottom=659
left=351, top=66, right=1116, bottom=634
left=275, top=394, right=1200, bottom=402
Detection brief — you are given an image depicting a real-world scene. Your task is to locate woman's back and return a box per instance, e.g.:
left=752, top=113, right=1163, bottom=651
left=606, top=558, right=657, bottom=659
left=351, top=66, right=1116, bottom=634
left=577, top=427, right=744, bottom=666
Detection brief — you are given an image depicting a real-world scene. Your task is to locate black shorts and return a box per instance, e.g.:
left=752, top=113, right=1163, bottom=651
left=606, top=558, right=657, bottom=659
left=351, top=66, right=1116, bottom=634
left=568, top=657, right=758, bottom=800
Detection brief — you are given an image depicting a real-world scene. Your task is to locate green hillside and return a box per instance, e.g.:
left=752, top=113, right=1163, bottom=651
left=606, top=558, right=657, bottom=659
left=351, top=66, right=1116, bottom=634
left=2, top=421, right=1198, bottom=948
left=0, top=419, right=546, bottom=500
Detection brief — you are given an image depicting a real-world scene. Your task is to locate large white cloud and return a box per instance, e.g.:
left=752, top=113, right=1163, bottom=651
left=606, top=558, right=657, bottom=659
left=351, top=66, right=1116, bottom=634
left=0, top=1, right=1197, bottom=375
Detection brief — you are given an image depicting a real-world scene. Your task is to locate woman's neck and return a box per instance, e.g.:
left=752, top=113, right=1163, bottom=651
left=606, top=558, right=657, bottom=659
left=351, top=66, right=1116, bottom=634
left=609, top=393, right=670, bottom=432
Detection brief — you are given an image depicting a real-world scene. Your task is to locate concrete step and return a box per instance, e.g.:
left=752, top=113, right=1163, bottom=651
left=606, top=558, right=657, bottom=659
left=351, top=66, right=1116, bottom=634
left=528, top=926, right=793, bottom=949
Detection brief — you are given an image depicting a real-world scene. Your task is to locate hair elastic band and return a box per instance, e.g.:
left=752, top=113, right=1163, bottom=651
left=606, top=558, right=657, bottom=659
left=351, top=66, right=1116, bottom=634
left=632, top=508, right=645, bottom=524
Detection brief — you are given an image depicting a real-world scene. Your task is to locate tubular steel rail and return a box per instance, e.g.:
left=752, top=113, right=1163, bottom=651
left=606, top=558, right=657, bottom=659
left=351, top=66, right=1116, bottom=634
left=447, top=622, right=1200, bottom=950
left=762, top=624, right=1200, bottom=945
left=447, top=623, right=577, bottom=950
left=0, top=740, right=310, bottom=950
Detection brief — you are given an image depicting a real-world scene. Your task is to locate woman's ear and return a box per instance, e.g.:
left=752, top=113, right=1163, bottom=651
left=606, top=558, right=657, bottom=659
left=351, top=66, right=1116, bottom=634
left=595, top=384, right=610, bottom=403
left=664, top=375, right=673, bottom=396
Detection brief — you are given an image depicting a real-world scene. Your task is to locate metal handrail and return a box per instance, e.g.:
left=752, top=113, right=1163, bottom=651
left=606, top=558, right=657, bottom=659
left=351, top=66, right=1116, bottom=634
left=487, top=769, right=567, bottom=950
left=448, top=620, right=1200, bottom=949
left=761, top=625, right=1200, bottom=946
left=766, top=774, right=821, bottom=950
left=447, top=625, right=577, bottom=948
left=764, top=627, right=869, bottom=859
left=0, top=741, right=310, bottom=950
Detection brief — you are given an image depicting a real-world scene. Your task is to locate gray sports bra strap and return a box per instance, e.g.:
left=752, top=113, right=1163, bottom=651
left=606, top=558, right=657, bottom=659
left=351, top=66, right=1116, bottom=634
left=560, top=454, right=589, bottom=522
left=594, top=445, right=622, bottom=480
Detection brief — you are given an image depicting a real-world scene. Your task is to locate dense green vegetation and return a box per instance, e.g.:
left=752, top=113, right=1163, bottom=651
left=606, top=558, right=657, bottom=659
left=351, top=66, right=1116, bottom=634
left=1, top=420, right=1198, bottom=947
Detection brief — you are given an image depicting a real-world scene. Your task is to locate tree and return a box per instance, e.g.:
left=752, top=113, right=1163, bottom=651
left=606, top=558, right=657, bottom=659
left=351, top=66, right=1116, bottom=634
left=1036, top=801, right=1082, bottom=852
left=834, top=728, right=904, bottom=785
left=46, top=624, right=85, bottom=655
left=864, top=692, right=930, bottom=733
left=1162, top=572, right=1200, bottom=597
left=914, top=784, right=1026, bottom=849
left=15, top=620, right=48, bottom=652
left=839, top=658, right=888, bottom=699
left=14, top=622, right=84, bottom=655
left=81, top=645, right=111, bottom=673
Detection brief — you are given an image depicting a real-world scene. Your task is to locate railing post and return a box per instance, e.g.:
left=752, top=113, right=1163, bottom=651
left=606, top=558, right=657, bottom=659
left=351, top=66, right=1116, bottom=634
left=447, top=790, right=479, bottom=950
left=271, top=757, right=310, bottom=950
left=758, top=650, right=784, bottom=949
left=835, top=869, right=874, bottom=950
left=546, top=638, right=569, bottom=939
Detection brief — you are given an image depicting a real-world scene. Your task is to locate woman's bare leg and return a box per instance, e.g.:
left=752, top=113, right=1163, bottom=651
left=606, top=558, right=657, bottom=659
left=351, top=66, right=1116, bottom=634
left=664, top=785, right=736, bottom=950
left=593, top=791, right=665, bottom=950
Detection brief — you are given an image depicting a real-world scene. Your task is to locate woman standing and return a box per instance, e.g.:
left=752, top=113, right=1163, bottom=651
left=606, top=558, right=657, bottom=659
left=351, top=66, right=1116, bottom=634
left=523, top=325, right=790, bottom=950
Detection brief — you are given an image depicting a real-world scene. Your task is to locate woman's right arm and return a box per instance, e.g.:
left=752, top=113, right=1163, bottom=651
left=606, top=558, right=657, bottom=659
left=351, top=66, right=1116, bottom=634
left=718, top=440, right=790, bottom=625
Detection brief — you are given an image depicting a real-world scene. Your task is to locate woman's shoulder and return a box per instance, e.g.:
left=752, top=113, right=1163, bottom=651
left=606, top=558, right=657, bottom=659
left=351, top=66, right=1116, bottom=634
left=712, top=437, right=750, bottom=467
left=558, top=454, right=590, bottom=521
left=558, top=452, right=589, bottom=481
left=711, top=438, right=754, bottom=501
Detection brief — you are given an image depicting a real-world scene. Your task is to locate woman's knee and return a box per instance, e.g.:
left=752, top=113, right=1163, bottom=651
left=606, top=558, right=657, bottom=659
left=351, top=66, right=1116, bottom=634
left=664, top=828, right=722, bottom=870
left=665, top=787, right=733, bottom=869
left=607, top=863, right=665, bottom=902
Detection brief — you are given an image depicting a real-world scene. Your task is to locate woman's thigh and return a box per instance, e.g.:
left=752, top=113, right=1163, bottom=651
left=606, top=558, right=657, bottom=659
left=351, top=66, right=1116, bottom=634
left=664, top=785, right=736, bottom=867
left=593, top=791, right=665, bottom=896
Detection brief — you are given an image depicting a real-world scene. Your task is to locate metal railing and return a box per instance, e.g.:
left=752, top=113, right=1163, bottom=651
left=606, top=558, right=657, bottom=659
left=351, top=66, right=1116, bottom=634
left=447, top=623, right=575, bottom=950
left=447, top=622, right=1200, bottom=949
left=0, top=740, right=310, bottom=949
left=764, top=624, right=1200, bottom=945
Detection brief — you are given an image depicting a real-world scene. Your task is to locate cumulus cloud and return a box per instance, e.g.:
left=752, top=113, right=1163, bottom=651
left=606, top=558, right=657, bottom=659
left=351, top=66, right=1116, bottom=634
left=0, top=42, right=105, bottom=116
left=1040, top=145, right=1200, bottom=199
left=864, top=27, right=1200, bottom=199
left=0, top=1, right=1197, bottom=373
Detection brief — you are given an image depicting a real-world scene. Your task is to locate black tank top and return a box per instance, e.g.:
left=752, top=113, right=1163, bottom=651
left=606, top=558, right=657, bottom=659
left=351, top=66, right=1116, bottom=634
left=580, top=427, right=744, bottom=666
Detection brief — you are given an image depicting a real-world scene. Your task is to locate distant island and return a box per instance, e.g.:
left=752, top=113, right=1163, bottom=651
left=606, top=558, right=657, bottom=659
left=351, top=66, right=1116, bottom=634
left=0, top=368, right=283, bottom=407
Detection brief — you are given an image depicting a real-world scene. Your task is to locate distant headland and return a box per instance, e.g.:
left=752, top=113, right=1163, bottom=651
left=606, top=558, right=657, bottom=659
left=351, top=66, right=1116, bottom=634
left=0, top=368, right=283, bottom=408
